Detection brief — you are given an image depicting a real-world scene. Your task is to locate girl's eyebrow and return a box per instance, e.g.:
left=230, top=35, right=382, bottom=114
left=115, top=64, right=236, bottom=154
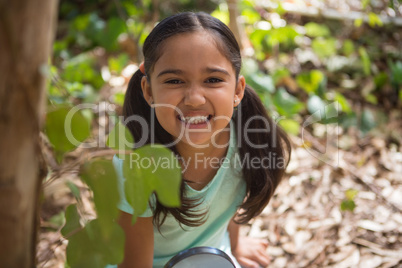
left=206, top=67, right=230, bottom=76
left=157, top=69, right=183, bottom=77
left=157, top=67, right=230, bottom=77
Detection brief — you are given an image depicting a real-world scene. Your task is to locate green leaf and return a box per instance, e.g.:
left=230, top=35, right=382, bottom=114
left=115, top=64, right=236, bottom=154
left=358, top=47, right=371, bottom=76
left=45, top=106, right=91, bottom=154
left=296, top=70, right=326, bottom=94
left=211, top=3, right=229, bottom=25
left=72, top=14, right=91, bottom=31
left=365, top=94, right=378, bottom=105
left=272, top=68, right=290, bottom=85
left=98, top=17, right=126, bottom=51
left=278, top=118, right=300, bottom=135
left=266, top=26, right=299, bottom=49
left=307, top=95, right=326, bottom=117
left=368, top=12, right=383, bottom=27
left=66, top=181, right=81, bottom=200
left=106, top=121, right=135, bottom=156
left=304, top=22, right=330, bottom=37
left=48, top=211, right=66, bottom=229
left=80, top=160, right=120, bottom=234
left=273, top=88, right=305, bottom=117
left=61, top=204, right=82, bottom=237
left=312, top=38, right=337, bottom=59
left=340, top=112, right=357, bottom=130
left=389, top=60, right=402, bottom=87
left=246, top=73, right=275, bottom=93
left=66, top=219, right=125, bottom=267
left=62, top=53, right=104, bottom=89
left=354, top=18, right=363, bottom=27
left=340, top=200, right=356, bottom=212
left=241, top=8, right=261, bottom=24
left=374, top=72, right=388, bottom=89
left=362, top=0, right=370, bottom=8
left=333, top=92, right=352, bottom=114
left=123, top=145, right=182, bottom=222
left=360, top=108, right=376, bottom=134
left=345, top=189, right=358, bottom=200
left=108, top=54, right=129, bottom=74
left=342, top=39, right=355, bottom=56
left=113, top=92, right=125, bottom=106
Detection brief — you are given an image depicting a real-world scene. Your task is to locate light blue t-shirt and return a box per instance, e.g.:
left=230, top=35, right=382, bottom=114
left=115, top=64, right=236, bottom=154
left=109, top=125, right=246, bottom=267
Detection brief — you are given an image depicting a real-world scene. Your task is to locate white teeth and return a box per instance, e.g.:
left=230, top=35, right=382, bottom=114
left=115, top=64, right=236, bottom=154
left=180, top=115, right=209, bottom=124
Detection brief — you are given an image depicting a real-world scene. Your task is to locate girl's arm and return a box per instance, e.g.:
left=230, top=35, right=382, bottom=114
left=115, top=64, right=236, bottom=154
left=228, top=218, right=271, bottom=268
left=118, top=211, right=154, bottom=268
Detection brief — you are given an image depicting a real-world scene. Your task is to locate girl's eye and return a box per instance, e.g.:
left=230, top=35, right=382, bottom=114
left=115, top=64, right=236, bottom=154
left=206, top=78, right=223, bottom=83
left=165, top=79, right=182, bottom=84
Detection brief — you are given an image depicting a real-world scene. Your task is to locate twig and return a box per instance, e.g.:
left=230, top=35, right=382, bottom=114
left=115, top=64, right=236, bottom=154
left=353, top=237, right=402, bottom=258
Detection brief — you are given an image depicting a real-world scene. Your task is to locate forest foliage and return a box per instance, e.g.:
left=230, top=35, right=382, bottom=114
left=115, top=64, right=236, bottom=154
left=41, top=0, right=402, bottom=266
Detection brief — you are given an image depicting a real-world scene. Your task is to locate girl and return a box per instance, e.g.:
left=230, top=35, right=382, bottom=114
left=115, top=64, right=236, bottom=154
left=114, top=12, right=290, bottom=268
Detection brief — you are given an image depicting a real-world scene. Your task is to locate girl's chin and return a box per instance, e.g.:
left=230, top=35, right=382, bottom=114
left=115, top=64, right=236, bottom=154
left=175, top=134, right=213, bottom=148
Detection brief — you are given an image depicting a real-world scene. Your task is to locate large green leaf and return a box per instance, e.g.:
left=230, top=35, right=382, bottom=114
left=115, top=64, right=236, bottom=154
left=66, top=219, right=125, bottom=267
left=106, top=121, right=135, bottom=157
left=45, top=106, right=91, bottom=154
left=61, top=204, right=82, bottom=237
left=123, top=145, right=182, bottom=222
left=273, top=88, right=305, bottom=117
left=80, top=160, right=120, bottom=235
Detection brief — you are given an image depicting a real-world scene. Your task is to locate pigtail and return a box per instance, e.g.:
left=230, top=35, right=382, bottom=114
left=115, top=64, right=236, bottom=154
left=233, top=84, right=291, bottom=224
left=123, top=69, right=151, bottom=145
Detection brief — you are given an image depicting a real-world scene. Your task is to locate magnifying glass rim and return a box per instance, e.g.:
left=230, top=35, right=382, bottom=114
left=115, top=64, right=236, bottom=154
left=164, top=246, right=236, bottom=268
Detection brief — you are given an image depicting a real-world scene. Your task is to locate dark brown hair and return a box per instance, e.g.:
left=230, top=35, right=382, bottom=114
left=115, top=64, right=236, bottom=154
left=123, top=12, right=291, bottom=228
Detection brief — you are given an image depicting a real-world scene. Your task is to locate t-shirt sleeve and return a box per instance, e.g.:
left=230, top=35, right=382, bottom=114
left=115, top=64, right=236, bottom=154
left=112, top=155, right=154, bottom=217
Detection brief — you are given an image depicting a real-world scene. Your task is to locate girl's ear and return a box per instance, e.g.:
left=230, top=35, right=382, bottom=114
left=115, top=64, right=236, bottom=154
left=141, top=76, right=153, bottom=105
left=234, top=75, right=246, bottom=107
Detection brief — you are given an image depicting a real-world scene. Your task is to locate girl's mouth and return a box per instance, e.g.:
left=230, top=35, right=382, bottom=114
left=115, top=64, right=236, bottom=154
left=177, top=115, right=213, bottom=125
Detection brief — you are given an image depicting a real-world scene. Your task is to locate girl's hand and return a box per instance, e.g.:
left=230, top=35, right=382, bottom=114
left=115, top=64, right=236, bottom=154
left=232, top=236, right=271, bottom=268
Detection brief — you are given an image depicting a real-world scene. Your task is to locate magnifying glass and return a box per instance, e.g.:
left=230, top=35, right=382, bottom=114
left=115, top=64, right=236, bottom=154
left=164, top=247, right=236, bottom=268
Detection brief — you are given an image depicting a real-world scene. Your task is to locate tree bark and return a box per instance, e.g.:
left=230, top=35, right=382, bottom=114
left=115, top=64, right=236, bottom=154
left=0, top=0, right=58, bottom=266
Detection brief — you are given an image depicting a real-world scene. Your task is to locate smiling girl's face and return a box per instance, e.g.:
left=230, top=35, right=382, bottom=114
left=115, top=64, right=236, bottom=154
left=141, top=30, right=245, bottom=148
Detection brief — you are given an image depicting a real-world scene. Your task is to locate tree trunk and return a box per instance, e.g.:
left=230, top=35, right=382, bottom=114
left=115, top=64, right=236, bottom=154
left=0, top=0, right=58, bottom=266
left=227, top=0, right=250, bottom=53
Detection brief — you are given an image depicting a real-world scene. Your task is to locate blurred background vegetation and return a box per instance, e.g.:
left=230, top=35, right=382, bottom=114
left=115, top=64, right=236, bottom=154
left=48, top=0, right=402, bottom=144
left=40, top=0, right=402, bottom=267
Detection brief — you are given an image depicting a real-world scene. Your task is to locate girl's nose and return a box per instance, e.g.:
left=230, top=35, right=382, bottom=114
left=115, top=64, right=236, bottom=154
left=184, top=85, right=206, bottom=107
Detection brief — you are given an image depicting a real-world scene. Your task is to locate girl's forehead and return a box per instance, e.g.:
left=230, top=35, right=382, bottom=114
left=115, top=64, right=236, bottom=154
left=153, top=31, right=234, bottom=72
